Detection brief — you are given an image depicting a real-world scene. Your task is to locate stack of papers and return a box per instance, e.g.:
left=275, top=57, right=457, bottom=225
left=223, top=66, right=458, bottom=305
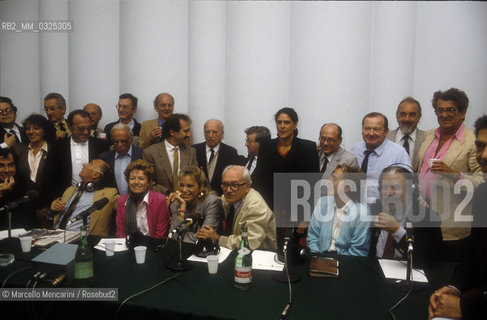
left=378, top=259, right=428, bottom=282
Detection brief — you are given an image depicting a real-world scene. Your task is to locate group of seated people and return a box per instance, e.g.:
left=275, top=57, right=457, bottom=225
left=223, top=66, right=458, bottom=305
left=0, top=86, right=486, bottom=319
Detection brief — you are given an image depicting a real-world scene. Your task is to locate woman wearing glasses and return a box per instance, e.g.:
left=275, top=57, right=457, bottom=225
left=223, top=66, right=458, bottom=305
left=168, top=166, right=222, bottom=243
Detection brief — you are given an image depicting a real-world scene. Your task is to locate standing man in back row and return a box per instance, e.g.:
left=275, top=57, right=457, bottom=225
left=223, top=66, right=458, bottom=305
left=351, top=112, right=411, bottom=205
left=104, top=93, right=141, bottom=146
left=318, top=123, right=358, bottom=179
left=138, top=92, right=175, bottom=148
left=387, top=97, right=425, bottom=172
left=193, top=119, right=239, bottom=195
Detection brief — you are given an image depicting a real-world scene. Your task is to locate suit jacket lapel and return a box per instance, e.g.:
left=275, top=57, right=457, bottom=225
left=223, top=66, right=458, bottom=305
left=443, top=136, right=464, bottom=168
left=89, top=189, right=104, bottom=233
left=160, top=143, right=173, bottom=184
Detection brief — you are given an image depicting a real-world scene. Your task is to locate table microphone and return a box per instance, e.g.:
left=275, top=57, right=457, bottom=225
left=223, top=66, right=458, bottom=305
left=67, top=198, right=109, bottom=225
left=0, top=189, right=39, bottom=212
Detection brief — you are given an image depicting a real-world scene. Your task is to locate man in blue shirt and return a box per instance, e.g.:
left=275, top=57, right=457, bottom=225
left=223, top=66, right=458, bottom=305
left=351, top=112, right=411, bottom=205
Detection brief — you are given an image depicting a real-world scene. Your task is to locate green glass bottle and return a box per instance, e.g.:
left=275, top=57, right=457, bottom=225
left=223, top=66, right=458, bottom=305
left=74, top=225, right=94, bottom=286
left=234, top=225, right=252, bottom=290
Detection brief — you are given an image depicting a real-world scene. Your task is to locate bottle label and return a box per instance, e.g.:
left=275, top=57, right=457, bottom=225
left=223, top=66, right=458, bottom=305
left=234, top=266, right=252, bottom=283
left=75, top=261, right=94, bottom=279
left=238, top=247, right=251, bottom=255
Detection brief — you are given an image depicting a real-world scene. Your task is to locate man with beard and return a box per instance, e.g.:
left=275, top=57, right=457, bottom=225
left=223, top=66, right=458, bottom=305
left=369, top=166, right=441, bottom=268
left=387, top=97, right=425, bottom=172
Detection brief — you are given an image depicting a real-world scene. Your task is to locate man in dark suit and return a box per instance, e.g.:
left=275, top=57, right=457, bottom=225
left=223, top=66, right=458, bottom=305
left=318, top=123, right=358, bottom=179
left=104, top=93, right=141, bottom=145
left=0, top=96, right=27, bottom=149
left=428, top=115, right=487, bottom=320
left=369, top=165, right=441, bottom=268
left=143, top=113, right=197, bottom=195
left=98, top=124, right=142, bottom=195
left=47, top=110, right=109, bottom=199
left=236, top=126, right=271, bottom=180
left=387, top=97, right=425, bottom=172
left=193, top=119, right=239, bottom=195
left=44, top=92, right=70, bottom=140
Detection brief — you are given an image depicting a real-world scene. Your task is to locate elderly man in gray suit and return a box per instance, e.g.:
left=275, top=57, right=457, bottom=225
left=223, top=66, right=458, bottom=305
left=387, top=97, right=425, bottom=172
left=318, top=123, right=358, bottom=179
left=142, top=114, right=197, bottom=195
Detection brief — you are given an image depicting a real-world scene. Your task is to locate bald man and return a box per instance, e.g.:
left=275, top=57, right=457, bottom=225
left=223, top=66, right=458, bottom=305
left=193, top=119, right=239, bottom=195
left=83, top=103, right=104, bottom=138
left=138, top=93, right=175, bottom=148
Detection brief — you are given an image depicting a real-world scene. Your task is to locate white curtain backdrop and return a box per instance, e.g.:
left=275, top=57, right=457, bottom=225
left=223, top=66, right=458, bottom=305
left=1, top=0, right=486, bottom=154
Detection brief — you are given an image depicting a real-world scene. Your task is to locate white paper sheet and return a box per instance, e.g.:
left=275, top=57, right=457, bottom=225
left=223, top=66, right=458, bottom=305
left=95, top=238, right=129, bottom=252
left=378, top=259, right=428, bottom=283
left=187, top=246, right=232, bottom=263
left=252, top=250, right=284, bottom=271
left=0, top=228, right=27, bottom=239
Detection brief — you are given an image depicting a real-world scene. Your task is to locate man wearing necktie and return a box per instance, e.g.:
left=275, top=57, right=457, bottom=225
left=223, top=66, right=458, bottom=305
left=193, top=119, right=239, bottom=195
left=317, top=123, right=358, bottom=179
left=0, top=96, right=27, bottom=149
left=236, top=126, right=271, bottom=180
left=387, top=97, right=425, bottom=172
left=351, top=112, right=411, bottom=205
left=142, top=113, right=197, bottom=195
left=83, top=103, right=104, bottom=139
left=44, top=92, right=70, bottom=140
left=196, top=165, right=277, bottom=250
left=138, top=93, right=175, bottom=148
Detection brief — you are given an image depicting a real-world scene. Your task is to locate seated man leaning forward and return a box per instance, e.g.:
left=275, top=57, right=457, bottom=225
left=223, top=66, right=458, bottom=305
left=196, top=165, right=277, bottom=250
left=50, top=159, right=118, bottom=236
left=307, top=165, right=370, bottom=256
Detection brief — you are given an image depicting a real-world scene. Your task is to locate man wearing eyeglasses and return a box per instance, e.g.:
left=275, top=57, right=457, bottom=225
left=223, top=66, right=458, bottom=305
left=44, top=92, right=71, bottom=140
left=418, top=88, right=483, bottom=262
left=47, top=110, right=109, bottom=199
left=0, top=96, right=27, bottom=149
left=351, top=112, right=411, bottom=204
left=196, top=165, right=277, bottom=250
left=318, top=123, right=357, bottom=179
left=387, top=97, right=425, bottom=172
left=103, top=93, right=141, bottom=145
left=99, top=124, right=143, bottom=195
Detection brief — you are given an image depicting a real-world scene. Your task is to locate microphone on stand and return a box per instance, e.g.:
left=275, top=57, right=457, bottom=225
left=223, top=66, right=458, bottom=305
left=67, top=198, right=109, bottom=226
left=405, top=221, right=414, bottom=283
left=0, top=189, right=40, bottom=212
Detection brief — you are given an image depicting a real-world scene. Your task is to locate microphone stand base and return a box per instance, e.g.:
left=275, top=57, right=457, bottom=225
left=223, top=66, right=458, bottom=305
left=387, top=279, right=427, bottom=293
left=273, top=268, right=301, bottom=283
left=166, top=260, right=193, bottom=272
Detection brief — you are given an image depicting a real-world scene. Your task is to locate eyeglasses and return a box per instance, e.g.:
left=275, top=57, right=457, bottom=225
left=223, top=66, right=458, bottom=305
left=113, top=139, right=129, bottom=145
left=245, top=139, right=257, bottom=144
left=221, top=182, right=247, bottom=191
left=73, top=126, right=90, bottom=132
left=434, top=107, right=457, bottom=116
left=319, top=137, right=337, bottom=143
left=0, top=108, right=13, bottom=115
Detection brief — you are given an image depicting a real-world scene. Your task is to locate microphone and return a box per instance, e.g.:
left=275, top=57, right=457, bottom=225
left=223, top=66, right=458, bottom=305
left=406, top=221, right=414, bottom=253
left=67, top=198, right=109, bottom=225
left=0, top=190, right=39, bottom=212
left=169, top=213, right=202, bottom=239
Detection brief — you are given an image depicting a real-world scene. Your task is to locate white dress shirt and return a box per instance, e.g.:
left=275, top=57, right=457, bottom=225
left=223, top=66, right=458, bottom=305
left=70, top=138, right=89, bottom=186
left=28, top=141, right=48, bottom=182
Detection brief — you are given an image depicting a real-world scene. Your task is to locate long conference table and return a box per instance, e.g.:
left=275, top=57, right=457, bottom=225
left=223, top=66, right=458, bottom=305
left=0, top=238, right=455, bottom=320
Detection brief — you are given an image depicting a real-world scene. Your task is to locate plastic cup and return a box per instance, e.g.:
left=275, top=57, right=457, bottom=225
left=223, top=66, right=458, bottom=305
left=105, top=240, right=115, bottom=256
left=430, top=158, right=441, bottom=168
left=20, top=236, right=32, bottom=253
left=207, top=255, right=219, bottom=274
left=134, top=246, right=147, bottom=264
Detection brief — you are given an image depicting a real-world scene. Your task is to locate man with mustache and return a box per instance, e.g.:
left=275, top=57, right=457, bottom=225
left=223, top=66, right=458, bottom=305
left=387, top=97, right=424, bottom=172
